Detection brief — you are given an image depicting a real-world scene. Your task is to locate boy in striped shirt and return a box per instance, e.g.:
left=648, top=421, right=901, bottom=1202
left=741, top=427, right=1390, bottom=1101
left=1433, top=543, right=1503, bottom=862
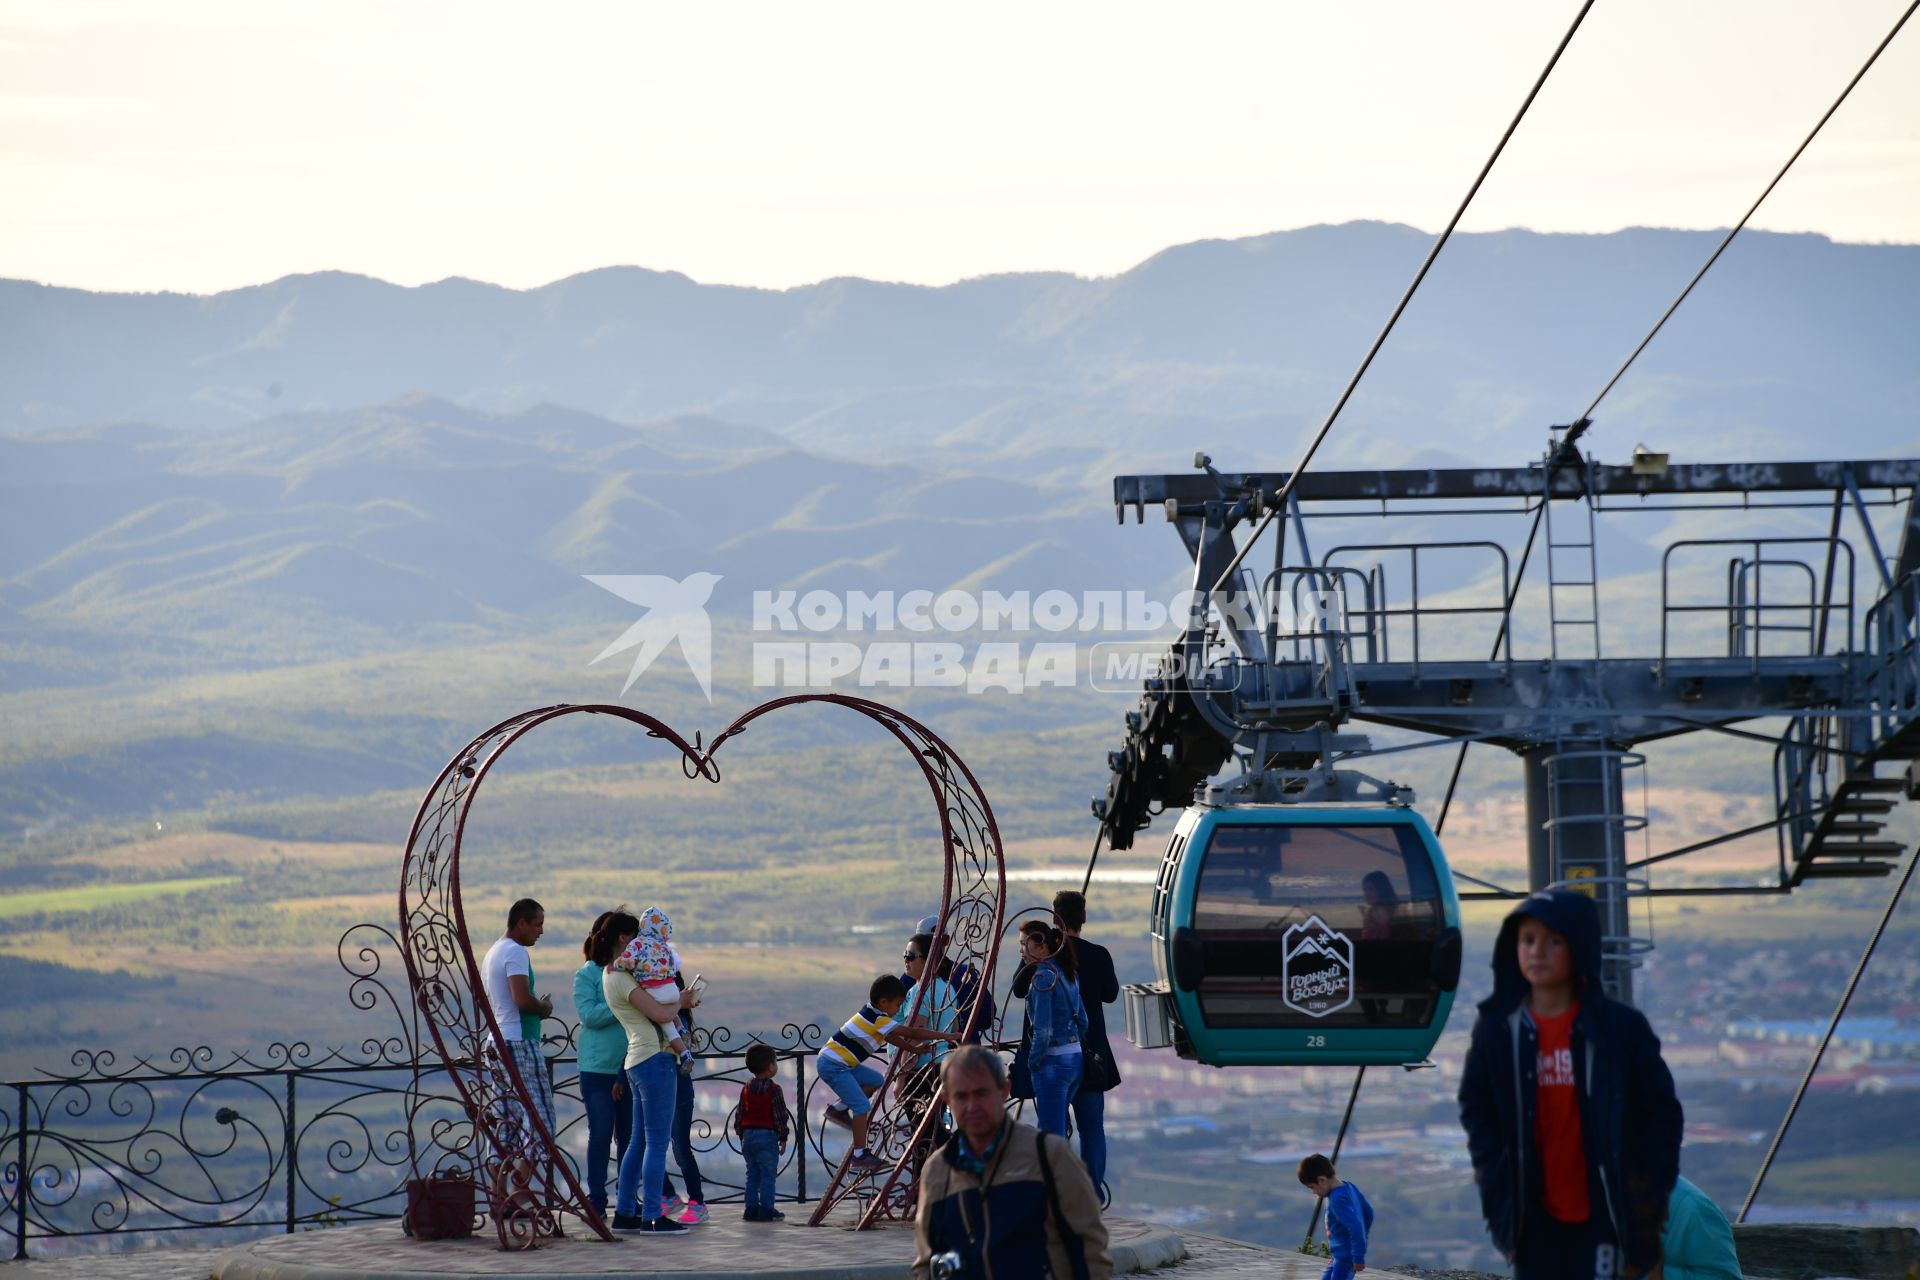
left=820, top=975, right=960, bottom=1170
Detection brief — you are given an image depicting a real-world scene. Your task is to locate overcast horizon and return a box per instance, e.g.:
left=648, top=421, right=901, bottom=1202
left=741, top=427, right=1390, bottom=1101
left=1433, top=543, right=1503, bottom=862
left=5, top=1, right=1917, bottom=295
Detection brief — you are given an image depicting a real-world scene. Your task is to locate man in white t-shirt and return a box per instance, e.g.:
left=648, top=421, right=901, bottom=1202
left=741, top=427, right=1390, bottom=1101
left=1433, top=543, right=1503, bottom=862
left=482, top=900, right=552, bottom=1046
left=481, top=897, right=556, bottom=1215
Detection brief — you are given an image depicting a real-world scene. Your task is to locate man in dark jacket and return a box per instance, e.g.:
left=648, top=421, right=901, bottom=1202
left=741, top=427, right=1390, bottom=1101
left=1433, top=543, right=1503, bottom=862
left=1053, top=890, right=1119, bottom=1195
left=914, top=1045, right=1111, bottom=1280
left=1458, top=890, right=1682, bottom=1280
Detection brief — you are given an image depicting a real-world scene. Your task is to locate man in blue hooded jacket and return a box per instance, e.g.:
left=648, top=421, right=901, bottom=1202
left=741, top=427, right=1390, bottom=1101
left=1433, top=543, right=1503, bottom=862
left=1458, top=890, right=1683, bottom=1280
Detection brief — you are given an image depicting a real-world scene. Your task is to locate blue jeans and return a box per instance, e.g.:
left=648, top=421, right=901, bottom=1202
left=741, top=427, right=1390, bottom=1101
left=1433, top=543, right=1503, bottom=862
left=741, top=1129, right=779, bottom=1214
left=1031, top=1052, right=1082, bottom=1138
left=615, top=1053, right=676, bottom=1219
left=578, top=1070, right=631, bottom=1215
left=817, top=1056, right=883, bottom=1115
left=660, top=1069, right=705, bottom=1204
left=1071, top=1084, right=1106, bottom=1192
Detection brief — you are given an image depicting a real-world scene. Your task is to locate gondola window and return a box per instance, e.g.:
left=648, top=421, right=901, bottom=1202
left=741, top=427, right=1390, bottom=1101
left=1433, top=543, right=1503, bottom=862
left=1190, top=822, right=1445, bottom=1028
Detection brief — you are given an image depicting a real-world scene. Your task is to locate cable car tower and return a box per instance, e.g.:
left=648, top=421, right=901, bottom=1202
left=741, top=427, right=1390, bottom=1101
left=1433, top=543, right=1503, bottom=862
left=1075, top=0, right=1920, bottom=1077
left=1097, top=440, right=1920, bottom=1062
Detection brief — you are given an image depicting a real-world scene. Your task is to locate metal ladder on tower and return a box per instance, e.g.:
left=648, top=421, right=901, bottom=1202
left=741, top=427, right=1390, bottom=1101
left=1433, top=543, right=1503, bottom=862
left=1543, top=437, right=1603, bottom=666
left=1537, top=433, right=1650, bottom=998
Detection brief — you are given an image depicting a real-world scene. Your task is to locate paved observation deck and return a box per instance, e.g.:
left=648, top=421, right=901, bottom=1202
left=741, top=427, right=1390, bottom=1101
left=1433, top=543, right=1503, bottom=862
left=0, top=1217, right=1427, bottom=1280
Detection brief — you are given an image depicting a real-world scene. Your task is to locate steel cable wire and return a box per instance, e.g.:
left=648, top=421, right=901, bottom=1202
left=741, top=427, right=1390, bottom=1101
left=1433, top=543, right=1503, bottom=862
left=1740, top=846, right=1918, bottom=1221
left=1207, top=0, right=1598, bottom=599
left=1099, top=2, right=1600, bottom=898
left=1581, top=0, right=1920, bottom=424
left=1096, top=0, right=1918, bottom=899
left=1434, top=502, right=1547, bottom=838
left=1438, top=0, right=1918, bottom=841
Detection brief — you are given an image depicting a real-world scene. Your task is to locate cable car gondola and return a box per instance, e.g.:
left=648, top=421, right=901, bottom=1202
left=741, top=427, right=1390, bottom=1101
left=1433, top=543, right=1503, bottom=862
left=1127, top=769, right=1463, bottom=1067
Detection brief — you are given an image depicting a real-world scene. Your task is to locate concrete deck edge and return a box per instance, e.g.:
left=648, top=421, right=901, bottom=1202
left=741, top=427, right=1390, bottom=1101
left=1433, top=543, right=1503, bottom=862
left=1115, top=1226, right=1188, bottom=1273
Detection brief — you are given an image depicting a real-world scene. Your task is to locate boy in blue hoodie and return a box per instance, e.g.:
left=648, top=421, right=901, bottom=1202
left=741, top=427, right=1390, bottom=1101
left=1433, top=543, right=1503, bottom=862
left=1297, top=1153, right=1372, bottom=1279
left=1458, top=890, right=1683, bottom=1280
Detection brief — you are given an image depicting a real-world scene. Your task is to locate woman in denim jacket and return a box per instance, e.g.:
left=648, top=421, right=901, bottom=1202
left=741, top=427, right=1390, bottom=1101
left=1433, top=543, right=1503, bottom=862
left=1015, top=919, right=1088, bottom=1138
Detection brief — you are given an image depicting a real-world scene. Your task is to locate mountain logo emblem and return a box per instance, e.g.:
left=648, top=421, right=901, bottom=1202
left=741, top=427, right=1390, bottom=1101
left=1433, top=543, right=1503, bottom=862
left=1281, top=914, right=1354, bottom=1018
left=584, top=573, right=722, bottom=702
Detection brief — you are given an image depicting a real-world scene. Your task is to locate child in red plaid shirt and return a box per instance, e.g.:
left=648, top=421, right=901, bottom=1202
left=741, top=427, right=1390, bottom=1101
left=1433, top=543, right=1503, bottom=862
left=734, top=1044, right=791, bottom=1221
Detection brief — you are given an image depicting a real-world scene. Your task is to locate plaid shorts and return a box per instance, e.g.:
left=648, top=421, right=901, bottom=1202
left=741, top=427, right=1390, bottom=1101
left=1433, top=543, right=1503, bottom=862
left=495, top=1037, right=557, bottom=1146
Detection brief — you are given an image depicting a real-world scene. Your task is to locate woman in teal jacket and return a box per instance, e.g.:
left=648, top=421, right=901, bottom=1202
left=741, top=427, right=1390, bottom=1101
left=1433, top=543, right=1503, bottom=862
left=1662, top=1177, right=1742, bottom=1280
left=576, top=909, right=638, bottom=1217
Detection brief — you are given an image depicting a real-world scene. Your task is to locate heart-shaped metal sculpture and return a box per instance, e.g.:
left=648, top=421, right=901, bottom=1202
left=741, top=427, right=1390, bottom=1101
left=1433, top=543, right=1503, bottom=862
left=397, top=694, right=1006, bottom=1247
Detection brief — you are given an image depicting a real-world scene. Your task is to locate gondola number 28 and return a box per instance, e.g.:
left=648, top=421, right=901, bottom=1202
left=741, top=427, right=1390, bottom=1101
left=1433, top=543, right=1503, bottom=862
left=1305, top=1035, right=1326, bottom=1048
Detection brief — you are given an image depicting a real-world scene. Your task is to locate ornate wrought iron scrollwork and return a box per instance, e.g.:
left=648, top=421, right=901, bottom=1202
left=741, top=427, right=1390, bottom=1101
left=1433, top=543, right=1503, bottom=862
left=698, top=695, right=1007, bottom=1228
left=1, top=1017, right=837, bottom=1259
left=395, top=696, right=1005, bottom=1239
left=1, top=696, right=1006, bottom=1259
left=397, top=706, right=700, bottom=1247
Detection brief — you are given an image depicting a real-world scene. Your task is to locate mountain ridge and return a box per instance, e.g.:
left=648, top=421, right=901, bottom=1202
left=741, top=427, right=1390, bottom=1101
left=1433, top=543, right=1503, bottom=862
left=8, top=223, right=1915, bottom=480
left=7, top=220, right=1886, bottom=303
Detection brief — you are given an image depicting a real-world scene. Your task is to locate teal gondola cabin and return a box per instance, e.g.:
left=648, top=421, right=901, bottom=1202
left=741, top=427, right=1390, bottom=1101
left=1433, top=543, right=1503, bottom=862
left=1128, top=801, right=1463, bottom=1066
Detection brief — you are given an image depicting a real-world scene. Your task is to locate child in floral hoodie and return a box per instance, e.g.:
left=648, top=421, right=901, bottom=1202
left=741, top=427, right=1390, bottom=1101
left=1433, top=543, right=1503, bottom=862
left=612, top=907, right=696, bottom=1073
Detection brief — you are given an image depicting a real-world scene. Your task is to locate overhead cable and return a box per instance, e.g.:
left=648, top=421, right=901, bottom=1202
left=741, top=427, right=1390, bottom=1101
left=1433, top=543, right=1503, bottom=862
left=1581, top=0, right=1919, bottom=423
left=1304, top=1067, right=1370, bottom=1242
left=1740, top=847, right=1918, bottom=1222
left=1435, top=502, right=1546, bottom=836
left=1441, top=0, right=1918, bottom=826
left=1209, top=0, right=1598, bottom=598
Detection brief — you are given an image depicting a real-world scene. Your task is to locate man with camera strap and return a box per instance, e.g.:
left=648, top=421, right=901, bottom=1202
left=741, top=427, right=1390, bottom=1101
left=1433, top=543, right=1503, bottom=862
left=913, top=1045, right=1112, bottom=1280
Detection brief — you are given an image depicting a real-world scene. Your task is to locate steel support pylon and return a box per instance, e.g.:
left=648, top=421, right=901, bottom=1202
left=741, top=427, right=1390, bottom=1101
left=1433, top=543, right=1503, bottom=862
left=1523, top=739, right=1644, bottom=1002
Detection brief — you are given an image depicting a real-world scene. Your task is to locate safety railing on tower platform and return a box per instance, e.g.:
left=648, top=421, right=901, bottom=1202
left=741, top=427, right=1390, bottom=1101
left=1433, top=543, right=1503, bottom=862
left=1660, top=537, right=1855, bottom=667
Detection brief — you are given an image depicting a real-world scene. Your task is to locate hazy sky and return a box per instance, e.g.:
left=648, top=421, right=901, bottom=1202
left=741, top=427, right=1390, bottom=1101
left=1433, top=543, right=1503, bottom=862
left=3, top=0, right=1916, bottom=295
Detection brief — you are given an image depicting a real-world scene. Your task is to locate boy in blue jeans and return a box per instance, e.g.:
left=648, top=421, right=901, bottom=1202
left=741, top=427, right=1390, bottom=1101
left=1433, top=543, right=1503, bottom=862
left=1298, top=1153, right=1373, bottom=1279
left=733, top=1043, right=791, bottom=1221
left=818, top=975, right=960, bottom=1170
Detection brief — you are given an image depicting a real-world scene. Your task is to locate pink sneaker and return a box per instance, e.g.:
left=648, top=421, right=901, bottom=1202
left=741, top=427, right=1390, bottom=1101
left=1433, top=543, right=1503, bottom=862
left=676, top=1200, right=708, bottom=1224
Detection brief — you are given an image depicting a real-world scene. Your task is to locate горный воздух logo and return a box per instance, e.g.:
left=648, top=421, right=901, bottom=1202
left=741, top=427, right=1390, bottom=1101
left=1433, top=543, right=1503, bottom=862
left=584, top=573, right=721, bottom=701
left=1282, top=915, right=1354, bottom=1018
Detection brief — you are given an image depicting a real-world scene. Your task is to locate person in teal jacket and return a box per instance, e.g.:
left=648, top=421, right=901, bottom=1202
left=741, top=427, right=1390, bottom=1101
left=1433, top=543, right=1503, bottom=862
left=575, top=909, right=638, bottom=1217
left=1661, top=1177, right=1742, bottom=1280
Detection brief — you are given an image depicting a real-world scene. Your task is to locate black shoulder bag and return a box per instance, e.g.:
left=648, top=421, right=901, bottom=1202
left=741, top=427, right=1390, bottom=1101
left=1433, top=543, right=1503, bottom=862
left=1067, top=978, right=1114, bottom=1093
left=1035, top=1130, right=1092, bottom=1280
